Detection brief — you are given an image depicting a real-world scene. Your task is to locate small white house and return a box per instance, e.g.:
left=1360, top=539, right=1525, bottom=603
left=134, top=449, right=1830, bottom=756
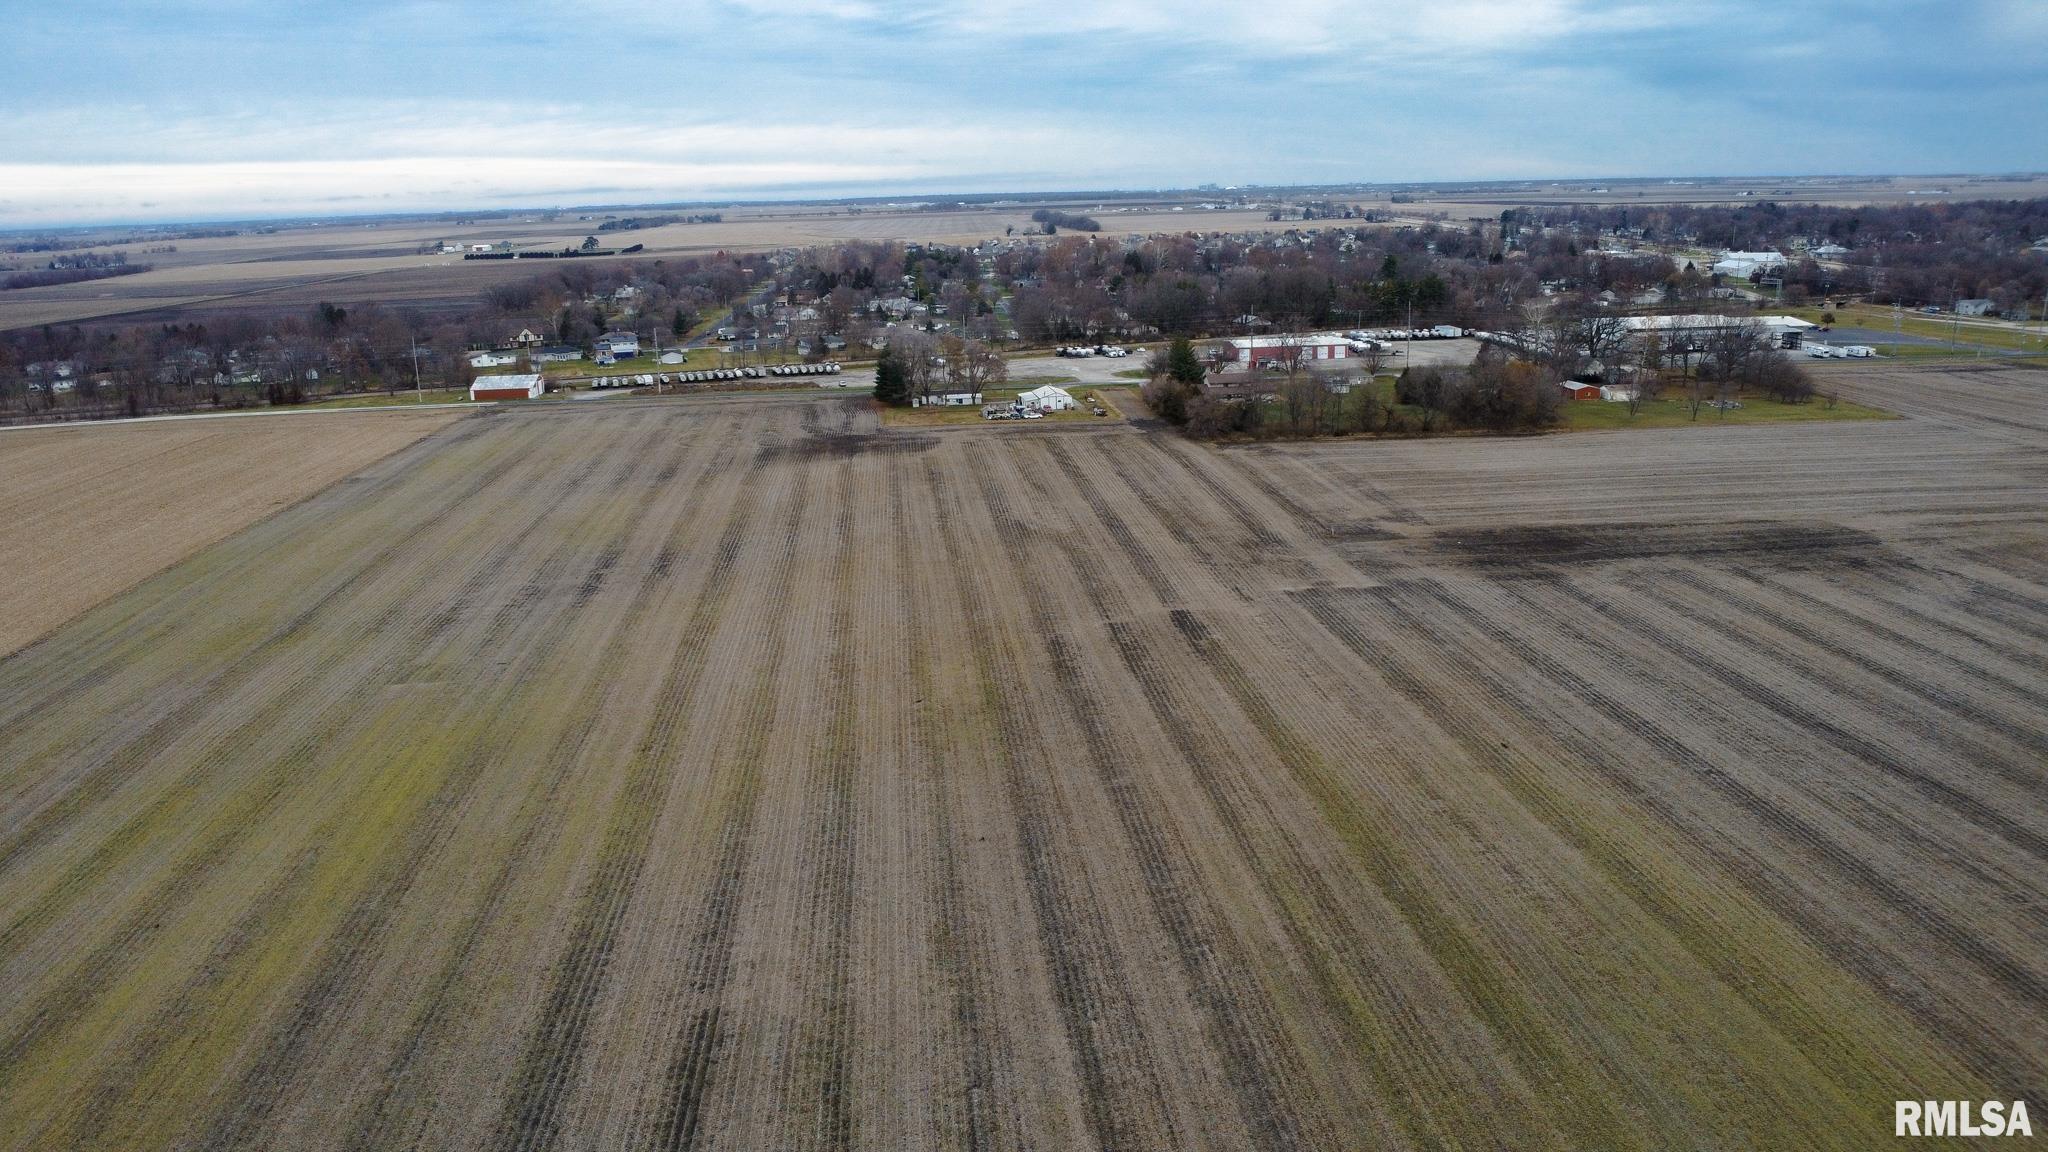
left=468, top=351, right=518, bottom=369
left=597, top=330, right=640, bottom=357
left=659, top=350, right=688, bottom=365
left=913, top=390, right=982, bottom=407
left=1017, top=384, right=1077, bottom=412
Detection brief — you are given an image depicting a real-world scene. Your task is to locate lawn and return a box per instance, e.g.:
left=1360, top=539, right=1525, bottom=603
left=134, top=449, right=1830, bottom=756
left=308, top=388, right=475, bottom=409
left=1559, top=393, right=1894, bottom=430
left=1787, top=303, right=2048, bottom=352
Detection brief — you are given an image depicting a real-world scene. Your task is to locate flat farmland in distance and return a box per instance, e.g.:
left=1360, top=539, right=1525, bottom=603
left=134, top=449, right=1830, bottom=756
left=1, top=362, right=2044, bottom=1149
left=0, top=206, right=1292, bottom=331
left=0, top=408, right=462, bottom=656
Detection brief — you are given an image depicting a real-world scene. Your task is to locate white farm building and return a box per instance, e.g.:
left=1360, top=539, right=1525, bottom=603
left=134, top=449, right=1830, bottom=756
left=470, top=374, right=544, bottom=401
left=1016, top=385, right=1077, bottom=412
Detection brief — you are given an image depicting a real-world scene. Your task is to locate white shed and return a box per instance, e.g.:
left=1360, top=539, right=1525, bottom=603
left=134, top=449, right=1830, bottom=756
left=470, top=374, right=544, bottom=401
left=1017, top=385, right=1077, bottom=412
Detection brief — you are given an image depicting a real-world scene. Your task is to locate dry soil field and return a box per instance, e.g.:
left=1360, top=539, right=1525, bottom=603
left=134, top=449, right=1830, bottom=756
left=0, top=408, right=462, bottom=656
left=0, top=363, right=2044, bottom=1149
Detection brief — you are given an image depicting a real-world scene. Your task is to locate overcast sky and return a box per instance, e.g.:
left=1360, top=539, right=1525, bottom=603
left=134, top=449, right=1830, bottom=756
left=2, top=0, right=2044, bottom=226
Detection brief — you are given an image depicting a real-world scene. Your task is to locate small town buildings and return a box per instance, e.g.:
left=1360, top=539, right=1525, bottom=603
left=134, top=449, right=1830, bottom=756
left=468, top=351, right=519, bottom=369
left=470, top=374, right=543, bottom=401
left=1712, top=250, right=1785, bottom=278
left=1955, top=298, right=1996, bottom=317
left=507, top=328, right=544, bottom=348
left=1620, top=314, right=1816, bottom=347
left=534, top=345, right=583, bottom=363
left=658, top=350, right=687, bottom=365
left=1229, top=334, right=1350, bottom=366
left=596, top=331, right=640, bottom=357
left=1556, top=380, right=1601, bottom=400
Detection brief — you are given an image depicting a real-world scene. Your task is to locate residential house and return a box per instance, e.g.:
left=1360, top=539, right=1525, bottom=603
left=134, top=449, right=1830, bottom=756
left=596, top=330, right=641, bottom=358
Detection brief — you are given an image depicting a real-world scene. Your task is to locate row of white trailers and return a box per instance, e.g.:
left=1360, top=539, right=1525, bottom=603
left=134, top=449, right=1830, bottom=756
left=586, top=362, right=843, bottom=389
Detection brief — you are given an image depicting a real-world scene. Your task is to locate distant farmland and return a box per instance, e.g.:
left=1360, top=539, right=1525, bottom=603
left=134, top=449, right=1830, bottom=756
left=0, top=206, right=1289, bottom=331
left=0, top=363, right=2044, bottom=1148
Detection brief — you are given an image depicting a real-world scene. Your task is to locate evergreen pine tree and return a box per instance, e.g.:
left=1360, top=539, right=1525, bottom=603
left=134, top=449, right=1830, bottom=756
left=1166, top=337, right=1205, bottom=389
left=873, top=346, right=909, bottom=406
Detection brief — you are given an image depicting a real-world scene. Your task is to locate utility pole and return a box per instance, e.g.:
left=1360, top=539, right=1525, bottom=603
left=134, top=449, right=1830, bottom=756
left=411, top=333, right=421, bottom=402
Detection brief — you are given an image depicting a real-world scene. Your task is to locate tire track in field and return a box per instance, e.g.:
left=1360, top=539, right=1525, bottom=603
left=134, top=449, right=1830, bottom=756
left=1025, top=439, right=1378, bottom=1149
left=636, top=464, right=815, bottom=1152
left=187, top=422, right=685, bottom=1152
left=498, top=456, right=806, bottom=1152
left=1651, top=568, right=2048, bottom=776
left=1131, top=433, right=1288, bottom=551
left=1291, top=583, right=1978, bottom=1123
left=1766, top=568, right=2048, bottom=678
left=1098, top=615, right=1531, bottom=1150
left=932, top=453, right=1171, bottom=1152
left=341, top=430, right=744, bottom=1152
left=0, top=426, right=597, bottom=1082
left=0, top=417, right=545, bottom=876
left=29, top=423, right=665, bottom=1151
left=773, top=476, right=861, bottom=1151
left=1163, top=604, right=1644, bottom=1151
left=1081, top=438, right=1246, bottom=599
left=1567, top=578, right=2048, bottom=868
left=1325, top=577, right=2045, bottom=1087
left=1772, top=567, right=2048, bottom=684
left=1211, top=445, right=1342, bottom=538
left=887, top=462, right=1000, bottom=1152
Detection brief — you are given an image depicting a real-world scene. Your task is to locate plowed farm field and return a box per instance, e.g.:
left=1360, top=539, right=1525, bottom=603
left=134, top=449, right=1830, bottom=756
left=2, top=363, right=2044, bottom=1149
left=0, top=409, right=462, bottom=657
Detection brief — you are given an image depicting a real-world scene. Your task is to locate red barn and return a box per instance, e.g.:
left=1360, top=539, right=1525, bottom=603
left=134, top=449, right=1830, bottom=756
left=1555, top=380, right=1601, bottom=401
left=470, top=374, right=544, bottom=401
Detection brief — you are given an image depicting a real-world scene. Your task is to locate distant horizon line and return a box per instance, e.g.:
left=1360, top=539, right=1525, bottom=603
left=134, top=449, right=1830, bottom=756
left=4, top=169, right=2043, bottom=235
